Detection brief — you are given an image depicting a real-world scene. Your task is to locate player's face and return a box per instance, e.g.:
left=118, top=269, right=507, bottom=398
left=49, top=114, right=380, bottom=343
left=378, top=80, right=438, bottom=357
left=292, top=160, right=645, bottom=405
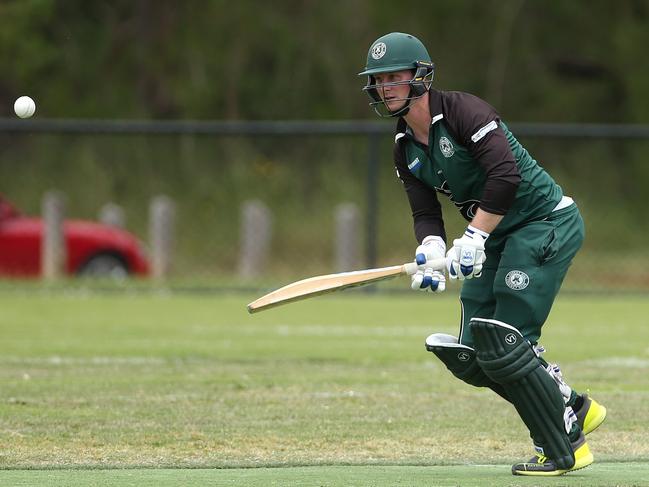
left=373, top=70, right=413, bottom=112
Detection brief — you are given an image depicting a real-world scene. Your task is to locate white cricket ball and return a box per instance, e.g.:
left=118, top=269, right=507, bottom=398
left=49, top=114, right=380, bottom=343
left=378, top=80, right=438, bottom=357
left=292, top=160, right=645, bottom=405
left=14, top=96, right=36, bottom=119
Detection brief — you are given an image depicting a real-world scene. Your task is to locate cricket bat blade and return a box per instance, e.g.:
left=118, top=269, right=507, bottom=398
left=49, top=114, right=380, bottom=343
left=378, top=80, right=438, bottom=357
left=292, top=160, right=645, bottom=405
left=246, top=257, right=445, bottom=314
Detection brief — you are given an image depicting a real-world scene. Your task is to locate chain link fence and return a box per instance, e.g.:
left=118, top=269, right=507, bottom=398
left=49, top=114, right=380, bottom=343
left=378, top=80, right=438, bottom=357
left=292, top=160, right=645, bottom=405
left=1, top=119, right=648, bottom=292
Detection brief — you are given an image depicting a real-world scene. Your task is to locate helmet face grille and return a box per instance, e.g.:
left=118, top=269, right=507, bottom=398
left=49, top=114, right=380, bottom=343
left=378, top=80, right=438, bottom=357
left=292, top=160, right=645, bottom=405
left=362, top=62, right=435, bottom=118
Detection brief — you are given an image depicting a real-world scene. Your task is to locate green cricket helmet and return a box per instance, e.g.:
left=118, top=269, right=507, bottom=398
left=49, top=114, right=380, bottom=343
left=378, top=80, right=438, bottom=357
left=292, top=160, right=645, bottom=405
left=359, top=32, right=435, bottom=117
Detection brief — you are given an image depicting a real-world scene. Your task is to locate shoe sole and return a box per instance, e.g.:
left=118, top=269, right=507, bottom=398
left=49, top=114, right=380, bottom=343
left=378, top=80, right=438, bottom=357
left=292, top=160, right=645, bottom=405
left=583, top=404, right=607, bottom=435
left=513, top=464, right=594, bottom=477
left=513, top=456, right=594, bottom=477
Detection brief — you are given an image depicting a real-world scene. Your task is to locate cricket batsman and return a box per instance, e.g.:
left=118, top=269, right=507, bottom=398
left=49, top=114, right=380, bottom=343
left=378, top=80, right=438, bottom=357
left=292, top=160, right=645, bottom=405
left=359, top=32, right=607, bottom=476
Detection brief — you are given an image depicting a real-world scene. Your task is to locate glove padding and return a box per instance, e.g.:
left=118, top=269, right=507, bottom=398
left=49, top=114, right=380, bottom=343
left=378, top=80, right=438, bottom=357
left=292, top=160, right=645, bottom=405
left=411, top=235, right=446, bottom=293
left=446, top=226, right=488, bottom=280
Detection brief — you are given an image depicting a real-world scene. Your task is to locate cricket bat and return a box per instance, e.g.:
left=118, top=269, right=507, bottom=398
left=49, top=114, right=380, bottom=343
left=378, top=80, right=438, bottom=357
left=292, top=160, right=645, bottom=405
left=247, top=257, right=446, bottom=314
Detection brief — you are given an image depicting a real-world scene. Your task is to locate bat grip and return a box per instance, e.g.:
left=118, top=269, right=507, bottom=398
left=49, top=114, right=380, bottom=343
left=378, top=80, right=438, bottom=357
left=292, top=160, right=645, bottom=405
left=403, top=257, right=446, bottom=275
left=403, top=262, right=419, bottom=275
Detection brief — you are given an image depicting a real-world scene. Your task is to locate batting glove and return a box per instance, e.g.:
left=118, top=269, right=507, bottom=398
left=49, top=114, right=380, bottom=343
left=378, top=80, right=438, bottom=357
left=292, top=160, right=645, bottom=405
left=446, top=226, right=488, bottom=280
left=411, top=235, right=446, bottom=293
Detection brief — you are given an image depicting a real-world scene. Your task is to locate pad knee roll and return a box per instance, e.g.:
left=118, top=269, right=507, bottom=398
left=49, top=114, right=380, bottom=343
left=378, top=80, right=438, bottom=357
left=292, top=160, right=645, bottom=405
left=470, top=318, right=575, bottom=470
left=425, top=333, right=508, bottom=399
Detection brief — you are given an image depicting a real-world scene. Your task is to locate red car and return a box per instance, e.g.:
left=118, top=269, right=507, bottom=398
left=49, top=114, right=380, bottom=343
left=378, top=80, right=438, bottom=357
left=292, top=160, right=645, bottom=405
left=0, top=195, right=149, bottom=278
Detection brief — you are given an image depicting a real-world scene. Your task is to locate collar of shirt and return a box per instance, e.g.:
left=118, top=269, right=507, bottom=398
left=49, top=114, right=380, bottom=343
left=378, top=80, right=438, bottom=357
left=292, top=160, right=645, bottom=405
left=428, top=88, right=444, bottom=124
left=395, top=88, right=444, bottom=143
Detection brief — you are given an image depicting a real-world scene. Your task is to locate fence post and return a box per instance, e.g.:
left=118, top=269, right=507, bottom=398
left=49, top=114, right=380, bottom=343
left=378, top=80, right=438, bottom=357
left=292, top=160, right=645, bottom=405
left=41, top=191, right=66, bottom=279
left=149, top=195, right=175, bottom=280
left=238, top=200, right=272, bottom=278
left=98, top=202, right=125, bottom=228
left=334, top=203, right=360, bottom=272
left=366, top=132, right=380, bottom=269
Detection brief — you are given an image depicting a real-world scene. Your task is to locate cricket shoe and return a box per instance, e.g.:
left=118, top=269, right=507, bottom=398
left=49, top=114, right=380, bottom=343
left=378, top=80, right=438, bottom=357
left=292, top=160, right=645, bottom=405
left=574, top=393, right=607, bottom=435
left=512, top=433, right=593, bottom=476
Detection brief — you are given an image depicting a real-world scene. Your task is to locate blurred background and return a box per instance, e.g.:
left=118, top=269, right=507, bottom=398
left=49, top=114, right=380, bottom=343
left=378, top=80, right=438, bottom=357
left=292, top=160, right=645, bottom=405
left=1, top=0, right=648, bottom=292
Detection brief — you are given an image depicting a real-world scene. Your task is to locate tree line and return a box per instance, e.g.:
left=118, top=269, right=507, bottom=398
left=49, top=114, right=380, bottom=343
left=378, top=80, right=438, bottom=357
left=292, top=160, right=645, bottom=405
left=1, top=0, right=648, bottom=123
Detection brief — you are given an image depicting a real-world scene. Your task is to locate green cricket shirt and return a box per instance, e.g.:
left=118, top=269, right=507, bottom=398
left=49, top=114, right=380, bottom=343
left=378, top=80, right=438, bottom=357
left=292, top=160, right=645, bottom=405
left=394, top=89, right=563, bottom=243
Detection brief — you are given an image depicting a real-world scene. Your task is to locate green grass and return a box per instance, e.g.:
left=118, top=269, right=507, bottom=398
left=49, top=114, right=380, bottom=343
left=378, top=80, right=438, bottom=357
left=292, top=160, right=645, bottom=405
left=0, top=289, right=648, bottom=485
left=2, top=464, right=649, bottom=487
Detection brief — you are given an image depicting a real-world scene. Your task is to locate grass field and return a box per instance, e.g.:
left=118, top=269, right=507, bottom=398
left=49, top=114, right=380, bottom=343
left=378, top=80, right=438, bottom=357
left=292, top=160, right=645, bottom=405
left=1, top=287, right=648, bottom=485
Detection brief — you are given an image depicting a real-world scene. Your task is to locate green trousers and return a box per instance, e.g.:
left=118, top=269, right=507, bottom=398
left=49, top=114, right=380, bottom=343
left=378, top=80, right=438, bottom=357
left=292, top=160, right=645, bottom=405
left=459, top=204, right=585, bottom=347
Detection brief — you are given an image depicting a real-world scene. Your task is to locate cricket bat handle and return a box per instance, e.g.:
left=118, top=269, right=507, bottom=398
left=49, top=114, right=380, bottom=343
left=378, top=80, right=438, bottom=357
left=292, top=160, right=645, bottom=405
left=402, top=257, right=446, bottom=275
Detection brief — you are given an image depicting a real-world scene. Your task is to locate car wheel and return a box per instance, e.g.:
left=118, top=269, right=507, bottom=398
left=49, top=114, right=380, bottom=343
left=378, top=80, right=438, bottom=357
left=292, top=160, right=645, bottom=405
left=78, top=254, right=129, bottom=279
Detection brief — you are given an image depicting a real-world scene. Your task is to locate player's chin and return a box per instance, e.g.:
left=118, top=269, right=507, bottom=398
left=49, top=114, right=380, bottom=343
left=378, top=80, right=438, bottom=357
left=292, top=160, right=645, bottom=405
left=385, top=98, right=407, bottom=113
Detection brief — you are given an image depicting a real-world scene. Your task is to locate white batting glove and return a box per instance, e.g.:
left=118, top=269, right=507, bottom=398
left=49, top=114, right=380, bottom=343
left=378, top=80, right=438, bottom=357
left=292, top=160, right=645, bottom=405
left=411, top=235, right=446, bottom=293
left=446, top=226, right=488, bottom=280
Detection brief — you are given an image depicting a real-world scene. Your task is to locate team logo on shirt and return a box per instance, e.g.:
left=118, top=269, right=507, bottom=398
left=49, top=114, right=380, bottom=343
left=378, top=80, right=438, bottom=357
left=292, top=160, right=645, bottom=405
left=459, top=201, right=479, bottom=220
left=371, top=42, right=387, bottom=60
left=433, top=177, right=480, bottom=221
left=505, top=270, right=530, bottom=290
left=439, top=137, right=455, bottom=158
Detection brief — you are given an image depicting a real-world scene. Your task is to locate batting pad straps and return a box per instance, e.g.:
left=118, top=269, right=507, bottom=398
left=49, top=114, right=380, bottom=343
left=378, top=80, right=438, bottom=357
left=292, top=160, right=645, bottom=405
left=470, top=318, right=576, bottom=470
left=425, top=333, right=508, bottom=400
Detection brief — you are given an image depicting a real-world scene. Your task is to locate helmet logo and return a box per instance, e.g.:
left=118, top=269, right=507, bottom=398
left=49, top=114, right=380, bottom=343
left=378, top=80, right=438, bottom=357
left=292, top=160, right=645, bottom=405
left=439, top=137, right=455, bottom=158
left=371, top=42, right=387, bottom=60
